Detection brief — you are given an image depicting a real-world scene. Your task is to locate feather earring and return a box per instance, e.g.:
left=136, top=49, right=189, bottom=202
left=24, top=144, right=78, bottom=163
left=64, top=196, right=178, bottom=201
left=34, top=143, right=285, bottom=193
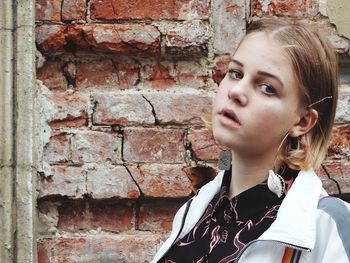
left=267, top=170, right=285, bottom=198
left=267, top=132, right=289, bottom=197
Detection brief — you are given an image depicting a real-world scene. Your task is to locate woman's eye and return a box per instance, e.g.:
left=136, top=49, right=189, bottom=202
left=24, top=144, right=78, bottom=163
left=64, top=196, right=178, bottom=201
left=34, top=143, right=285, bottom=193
left=228, top=69, right=243, bottom=80
left=260, top=83, right=276, bottom=95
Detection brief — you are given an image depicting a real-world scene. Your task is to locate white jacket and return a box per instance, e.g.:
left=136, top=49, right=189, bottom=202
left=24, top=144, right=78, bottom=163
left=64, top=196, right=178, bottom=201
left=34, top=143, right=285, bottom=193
left=152, top=169, right=350, bottom=262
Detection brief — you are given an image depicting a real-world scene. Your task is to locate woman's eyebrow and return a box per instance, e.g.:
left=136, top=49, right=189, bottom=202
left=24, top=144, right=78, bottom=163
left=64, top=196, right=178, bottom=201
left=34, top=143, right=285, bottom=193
left=230, top=58, right=244, bottom=67
left=230, top=58, right=284, bottom=88
left=257, top=71, right=284, bottom=88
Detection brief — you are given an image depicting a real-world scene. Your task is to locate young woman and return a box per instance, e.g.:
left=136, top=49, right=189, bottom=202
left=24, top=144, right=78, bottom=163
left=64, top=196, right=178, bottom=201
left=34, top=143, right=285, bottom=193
left=152, top=19, right=350, bottom=263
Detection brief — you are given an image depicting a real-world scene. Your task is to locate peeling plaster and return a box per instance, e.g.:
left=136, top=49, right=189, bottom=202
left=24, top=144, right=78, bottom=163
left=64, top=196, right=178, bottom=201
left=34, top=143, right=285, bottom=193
left=328, top=0, right=350, bottom=39
left=35, top=80, right=58, bottom=177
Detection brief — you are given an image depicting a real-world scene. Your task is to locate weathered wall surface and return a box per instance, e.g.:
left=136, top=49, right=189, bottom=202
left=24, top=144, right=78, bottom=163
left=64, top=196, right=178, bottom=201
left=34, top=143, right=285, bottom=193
left=35, top=0, right=350, bottom=262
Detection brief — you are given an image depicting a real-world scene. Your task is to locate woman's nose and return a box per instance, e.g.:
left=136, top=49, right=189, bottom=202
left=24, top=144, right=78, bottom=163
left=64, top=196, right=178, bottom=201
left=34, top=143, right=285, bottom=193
left=227, top=79, right=248, bottom=106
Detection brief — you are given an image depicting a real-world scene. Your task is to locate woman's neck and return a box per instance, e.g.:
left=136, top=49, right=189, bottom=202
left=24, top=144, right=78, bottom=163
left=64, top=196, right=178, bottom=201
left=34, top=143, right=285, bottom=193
left=228, top=150, right=280, bottom=199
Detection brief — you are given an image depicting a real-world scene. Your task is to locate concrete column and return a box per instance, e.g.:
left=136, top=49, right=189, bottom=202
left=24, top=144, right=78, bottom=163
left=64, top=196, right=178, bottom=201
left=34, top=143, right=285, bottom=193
left=0, top=0, right=36, bottom=262
left=0, top=0, right=15, bottom=261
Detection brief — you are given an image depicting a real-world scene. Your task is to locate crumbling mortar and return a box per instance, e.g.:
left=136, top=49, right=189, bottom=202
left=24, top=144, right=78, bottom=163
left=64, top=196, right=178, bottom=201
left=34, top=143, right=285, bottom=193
left=63, top=60, right=77, bottom=89
left=86, top=0, right=92, bottom=23
left=0, top=27, right=14, bottom=31
left=150, top=23, right=166, bottom=57
left=36, top=21, right=65, bottom=26
left=110, top=59, right=122, bottom=86
left=89, top=94, right=98, bottom=128
left=184, top=128, right=195, bottom=166
left=133, top=199, right=142, bottom=231
left=133, top=58, right=142, bottom=87
left=67, top=132, right=73, bottom=164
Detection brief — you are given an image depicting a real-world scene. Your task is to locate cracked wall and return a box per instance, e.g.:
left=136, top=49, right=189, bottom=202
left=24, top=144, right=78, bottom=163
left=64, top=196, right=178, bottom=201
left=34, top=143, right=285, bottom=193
left=34, top=0, right=350, bottom=262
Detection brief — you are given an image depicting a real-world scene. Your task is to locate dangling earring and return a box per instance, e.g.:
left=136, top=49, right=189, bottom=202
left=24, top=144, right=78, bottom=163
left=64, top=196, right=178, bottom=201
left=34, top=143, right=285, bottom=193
left=267, top=132, right=289, bottom=197
left=267, top=170, right=285, bottom=197
left=218, top=150, right=232, bottom=171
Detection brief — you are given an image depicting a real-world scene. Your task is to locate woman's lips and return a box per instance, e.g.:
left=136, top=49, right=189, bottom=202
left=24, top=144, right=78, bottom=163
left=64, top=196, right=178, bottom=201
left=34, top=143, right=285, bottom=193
left=219, top=108, right=241, bottom=128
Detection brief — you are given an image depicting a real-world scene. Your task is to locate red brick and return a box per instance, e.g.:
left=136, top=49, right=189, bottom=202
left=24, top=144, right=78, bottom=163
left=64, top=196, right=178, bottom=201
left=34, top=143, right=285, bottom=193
left=76, top=59, right=119, bottom=89
left=37, top=234, right=166, bottom=263
left=65, top=24, right=90, bottom=52
left=183, top=166, right=218, bottom=193
left=75, top=58, right=139, bottom=89
left=37, top=61, right=67, bottom=91
left=35, top=0, right=61, bottom=21
left=188, top=128, right=220, bottom=161
left=38, top=166, right=86, bottom=198
left=62, top=0, right=87, bottom=21
left=86, top=165, right=140, bottom=199
left=92, top=93, right=154, bottom=126
left=80, top=24, right=160, bottom=55
left=90, top=0, right=209, bottom=20
left=89, top=201, right=134, bottom=232
left=142, top=63, right=176, bottom=90
left=252, top=0, right=318, bottom=17
left=71, top=131, right=122, bottom=164
left=318, top=161, right=350, bottom=180
left=164, top=20, right=209, bottom=57
left=58, top=202, right=88, bottom=231
left=318, top=161, right=350, bottom=194
left=43, top=133, right=70, bottom=163
left=329, top=125, right=350, bottom=159
left=212, top=57, right=230, bottom=85
left=321, top=178, right=340, bottom=195
left=123, top=128, right=186, bottom=163
left=46, top=92, right=89, bottom=129
left=36, top=24, right=160, bottom=56
left=56, top=200, right=134, bottom=232
left=127, top=164, right=191, bottom=197
left=137, top=200, right=183, bottom=231
left=175, top=61, right=210, bottom=88
left=36, top=25, right=67, bottom=55
left=144, top=92, right=212, bottom=125
left=116, top=59, right=140, bottom=89
left=142, top=60, right=210, bottom=89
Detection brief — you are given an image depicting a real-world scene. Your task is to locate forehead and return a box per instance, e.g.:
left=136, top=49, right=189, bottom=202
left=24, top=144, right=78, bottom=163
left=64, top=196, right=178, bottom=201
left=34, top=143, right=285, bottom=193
left=233, top=32, right=289, bottom=67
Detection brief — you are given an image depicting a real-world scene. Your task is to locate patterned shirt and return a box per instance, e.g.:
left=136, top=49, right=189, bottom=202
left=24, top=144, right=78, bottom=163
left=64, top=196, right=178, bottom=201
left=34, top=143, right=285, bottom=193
left=160, top=167, right=298, bottom=263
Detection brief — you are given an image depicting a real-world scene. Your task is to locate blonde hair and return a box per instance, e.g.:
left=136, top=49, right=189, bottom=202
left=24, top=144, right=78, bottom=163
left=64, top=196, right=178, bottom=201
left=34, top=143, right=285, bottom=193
left=204, top=18, right=338, bottom=170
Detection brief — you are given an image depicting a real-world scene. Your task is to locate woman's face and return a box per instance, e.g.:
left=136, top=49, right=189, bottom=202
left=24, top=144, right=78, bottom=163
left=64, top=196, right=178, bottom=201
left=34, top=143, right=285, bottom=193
left=212, top=32, right=304, bottom=157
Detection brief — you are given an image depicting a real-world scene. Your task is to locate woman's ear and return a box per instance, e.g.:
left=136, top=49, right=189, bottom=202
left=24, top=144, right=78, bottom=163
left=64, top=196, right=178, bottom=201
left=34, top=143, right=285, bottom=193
left=289, top=109, right=318, bottom=138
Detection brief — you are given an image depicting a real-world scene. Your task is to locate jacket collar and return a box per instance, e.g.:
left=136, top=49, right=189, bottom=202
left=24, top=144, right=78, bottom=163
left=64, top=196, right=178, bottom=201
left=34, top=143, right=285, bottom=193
left=258, top=169, right=323, bottom=250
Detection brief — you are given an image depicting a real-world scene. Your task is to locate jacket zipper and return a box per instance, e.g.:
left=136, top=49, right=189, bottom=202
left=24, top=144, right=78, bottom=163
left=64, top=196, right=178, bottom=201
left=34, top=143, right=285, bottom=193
left=235, top=239, right=311, bottom=262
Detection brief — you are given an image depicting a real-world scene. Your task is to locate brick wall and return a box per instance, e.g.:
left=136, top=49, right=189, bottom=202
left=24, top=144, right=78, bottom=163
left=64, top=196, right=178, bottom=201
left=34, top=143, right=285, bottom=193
left=35, top=0, right=350, bottom=262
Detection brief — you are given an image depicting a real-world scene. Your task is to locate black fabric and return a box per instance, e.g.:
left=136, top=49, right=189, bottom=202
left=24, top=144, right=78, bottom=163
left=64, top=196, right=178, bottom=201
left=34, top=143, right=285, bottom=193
left=159, top=167, right=298, bottom=263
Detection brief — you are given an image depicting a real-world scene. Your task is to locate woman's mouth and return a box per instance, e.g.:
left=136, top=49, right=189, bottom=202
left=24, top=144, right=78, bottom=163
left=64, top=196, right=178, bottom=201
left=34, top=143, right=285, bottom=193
left=219, top=108, right=241, bottom=128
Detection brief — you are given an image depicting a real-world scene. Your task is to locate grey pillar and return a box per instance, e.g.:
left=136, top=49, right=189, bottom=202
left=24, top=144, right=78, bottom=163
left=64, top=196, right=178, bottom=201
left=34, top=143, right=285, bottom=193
left=0, top=0, right=36, bottom=262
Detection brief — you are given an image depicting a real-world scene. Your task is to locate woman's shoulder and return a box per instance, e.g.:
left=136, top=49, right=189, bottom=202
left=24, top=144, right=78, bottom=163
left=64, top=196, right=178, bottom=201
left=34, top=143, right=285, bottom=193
left=313, top=196, right=350, bottom=261
left=317, top=196, right=350, bottom=222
